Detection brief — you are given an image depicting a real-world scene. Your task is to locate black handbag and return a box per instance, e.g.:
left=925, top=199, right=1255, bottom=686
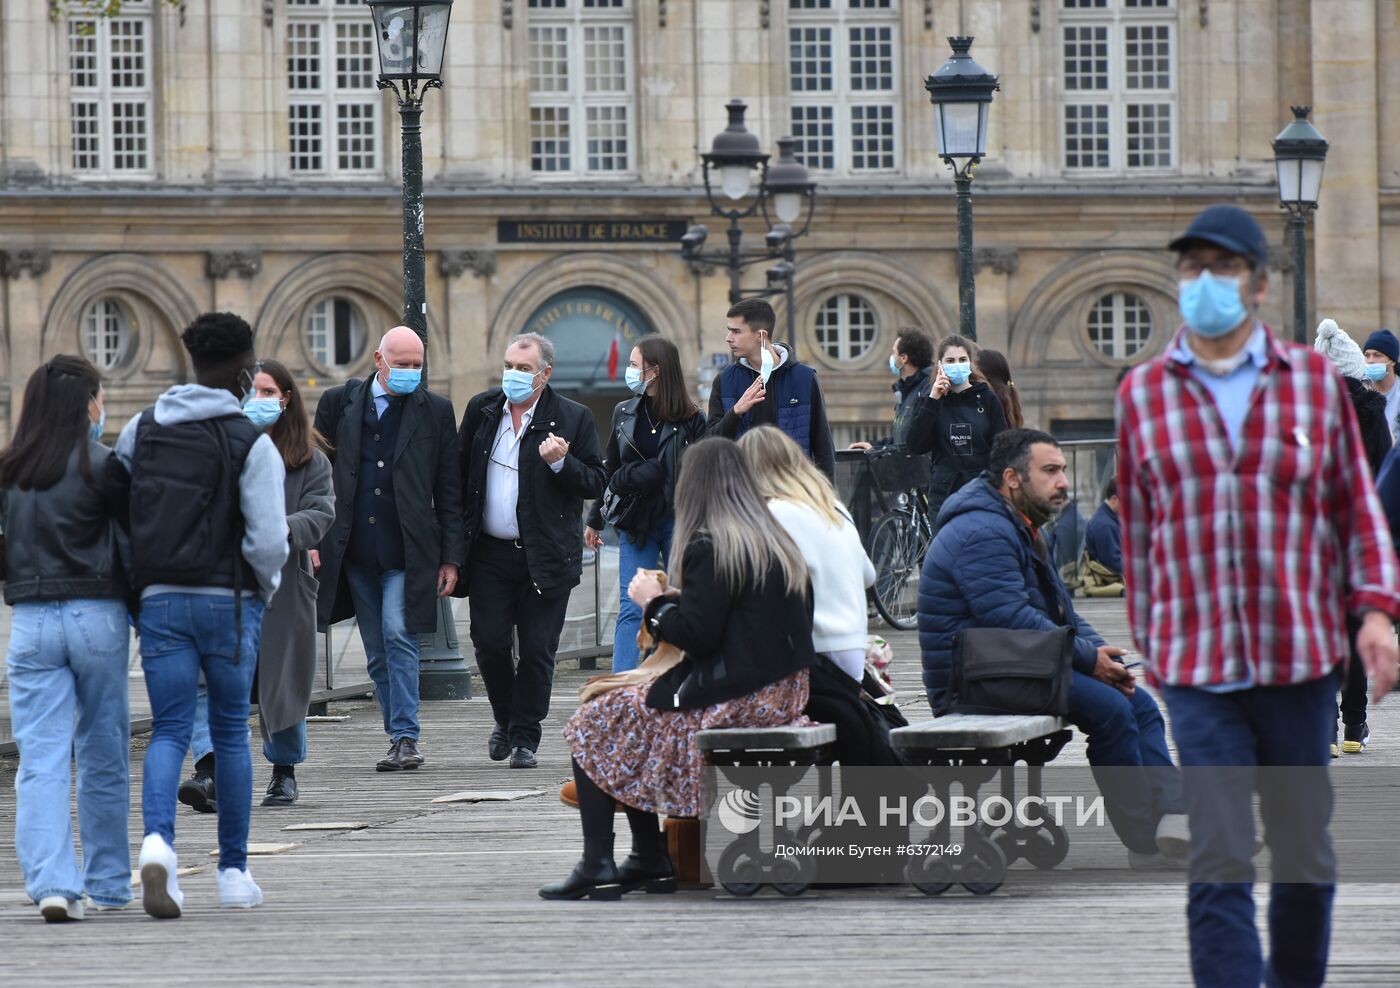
left=937, top=626, right=1073, bottom=717
left=599, top=485, right=648, bottom=531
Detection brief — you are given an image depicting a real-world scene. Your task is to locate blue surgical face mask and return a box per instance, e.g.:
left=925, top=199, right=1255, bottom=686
left=385, top=366, right=421, bottom=395
left=1365, top=362, right=1389, bottom=383
left=888, top=354, right=901, bottom=376
left=501, top=368, right=539, bottom=404
left=625, top=365, right=648, bottom=396
left=89, top=402, right=106, bottom=442
left=243, top=397, right=283, bottom=430
left=1179, top=271, right=1249, bottom=339
left=943, top=362, right=972, bottom=387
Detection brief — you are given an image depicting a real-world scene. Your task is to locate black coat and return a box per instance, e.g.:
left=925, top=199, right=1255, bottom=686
left=643, top=536, right=816, bottom=711
left=905, top=380, right=1009, bottom=510
left=586, top=397, right=707, bottom=535
left=456, top=385, right=607, bottom=593
left=313, top=377, right=465, bottom=634
left=1346, top=377, right=1394, bottom=475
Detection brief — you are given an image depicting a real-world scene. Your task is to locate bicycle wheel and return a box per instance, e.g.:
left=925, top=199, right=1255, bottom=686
left=869, top=511, right=920, bottom=630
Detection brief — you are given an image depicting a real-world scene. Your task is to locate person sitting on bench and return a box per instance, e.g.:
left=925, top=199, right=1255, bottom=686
left=918, top=429, right=1188, bottom=869
left=1081, top=479, right=1125, bottom=598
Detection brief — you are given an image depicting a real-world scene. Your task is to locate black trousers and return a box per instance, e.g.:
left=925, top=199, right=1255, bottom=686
left=467, top=536, right=571, bottom=751
left=1338, top=616, right=1368, bottom=727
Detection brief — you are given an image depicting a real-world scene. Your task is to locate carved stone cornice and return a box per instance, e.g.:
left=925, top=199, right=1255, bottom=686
left=207, top=249, right=262, bottom=280
left=439, top=249, right=497, bottom=279
left=973, top=247, right=1019, bottom=276
left=686, top=258, right=719, bottom=279
left=0, top=248, right=52, bottom=280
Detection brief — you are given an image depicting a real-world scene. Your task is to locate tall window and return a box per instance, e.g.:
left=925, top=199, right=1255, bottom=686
left=788, top=0, right=899, bottom=175
left=83, top=299, right=135, bottom=370
left=305, top=297, right=368, bottom=369
left=287, top=0, right=381, bottom=177
left=1086, top=291, right=1152, bottom=360
left=1060, top=0, right=1176, bottom=173
left=815, top=294, right=878, bottom=362
left=68, top=7, right=153, bottom=176
left=527, top=0, right=634, bottom=177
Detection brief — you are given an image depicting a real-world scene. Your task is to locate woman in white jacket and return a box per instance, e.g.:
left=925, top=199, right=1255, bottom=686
left=738, top=426, right=901, bottom=765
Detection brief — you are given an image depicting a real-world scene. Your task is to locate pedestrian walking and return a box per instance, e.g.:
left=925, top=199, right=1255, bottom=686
left=707, top=298, right=836, bottom=479
left=178, top=359, right=334, bottom=810
left=1117, top=204, right=1400, bottom=987
left=543, top=438, right=815, bottom=900
left=1, top=356, right=132, bottom=922
left=976, top=348, right=1025, bottom=429
left=457, top=332, right=606, bottom=768
left=585, top=335, right=705, bottom=672
left=905, top=334, right=1010, bottom=522
left=313, top=326, right=465, bottom=773
left=114, top=312, right=289, bottom=918
left=848, top=326, right=936, bottom=450
left=1362, top=327, right=1400, bottom=441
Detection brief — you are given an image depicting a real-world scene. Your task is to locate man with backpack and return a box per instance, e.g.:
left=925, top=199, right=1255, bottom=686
left=114, top=312, right=289, bottom=918
left=707, top=298, right=836, bottom=480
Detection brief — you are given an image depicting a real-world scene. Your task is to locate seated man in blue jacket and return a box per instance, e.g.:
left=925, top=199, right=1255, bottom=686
left=918, top=428, right=1186, bottom=868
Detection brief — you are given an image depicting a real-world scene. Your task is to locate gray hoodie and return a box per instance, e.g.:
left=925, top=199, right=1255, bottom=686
left=115, top=384, right=289, bottom=603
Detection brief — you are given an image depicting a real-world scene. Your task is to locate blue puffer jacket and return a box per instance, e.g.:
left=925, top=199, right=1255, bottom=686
left=918, top=476, right=1104, bottom=708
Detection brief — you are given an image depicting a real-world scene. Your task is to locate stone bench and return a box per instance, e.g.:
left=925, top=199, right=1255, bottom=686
left=891, top=714, right=1074, bottom=895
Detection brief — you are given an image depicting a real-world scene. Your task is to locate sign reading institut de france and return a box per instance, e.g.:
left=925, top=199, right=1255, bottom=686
left=498, top=219, right=688, bottom=244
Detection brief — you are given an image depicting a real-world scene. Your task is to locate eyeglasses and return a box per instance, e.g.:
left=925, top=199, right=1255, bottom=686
left=1177, top=256, right=1251, bottom=278
left=487, top=431, right=518, bottom=473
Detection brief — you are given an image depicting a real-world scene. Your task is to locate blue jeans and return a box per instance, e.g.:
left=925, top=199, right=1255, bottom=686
left=1163, top=670, right=1339, bottom=988
left=191, top=689, right=308, bottom=766
left=343, top=566, right=419, bottom=741
left=612, top=516, right=675, bottom=673
left=139, top=592, right=264, bottom=872
left=6, top=599, right=131, bottom=907
left=1068, top=671, right=1183, bottom=854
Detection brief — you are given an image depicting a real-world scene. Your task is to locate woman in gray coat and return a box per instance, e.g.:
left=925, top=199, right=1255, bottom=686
left=178, top=359, right=335, bottom=810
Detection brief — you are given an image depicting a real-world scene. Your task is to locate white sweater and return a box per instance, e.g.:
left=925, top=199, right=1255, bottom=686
left=767, top=498, right=876, bottom=657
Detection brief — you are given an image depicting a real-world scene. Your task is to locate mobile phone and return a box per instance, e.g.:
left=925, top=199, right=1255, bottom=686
left=1121, top=659, right=1143, bottom=670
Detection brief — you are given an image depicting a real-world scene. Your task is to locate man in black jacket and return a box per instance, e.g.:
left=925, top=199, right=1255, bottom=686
left=313, top=326, right=465, bottom=772
left=457, top=332, right=607, bottom=768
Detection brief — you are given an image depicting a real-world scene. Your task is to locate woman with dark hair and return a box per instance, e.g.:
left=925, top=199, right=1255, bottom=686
left=1, top=355, right=132, bottom=922
left=906, top=333, right=1010, bottom=521
left=544, top=438, right=816, bottom=900
left=179, top=358, right=335, bottom=810
left=585, top=335, right=706, bottom=672
left=976, top=348, right=1024, bottom=429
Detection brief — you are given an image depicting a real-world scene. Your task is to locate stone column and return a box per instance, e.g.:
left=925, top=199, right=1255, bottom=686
left=207, top=250, right=263, bottom=324
left=439, top=249, right=497, bottom=407
left=972, top=247, right=1018, bottom=354
left=1, top=250, right=52, bottom=443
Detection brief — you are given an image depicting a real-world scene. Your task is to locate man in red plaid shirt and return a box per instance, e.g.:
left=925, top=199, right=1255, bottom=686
left=1117, top=205, right=1400, bottom=988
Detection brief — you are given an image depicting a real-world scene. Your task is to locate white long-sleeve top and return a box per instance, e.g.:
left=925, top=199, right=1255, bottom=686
left=766, top=498, right=876, bottom=678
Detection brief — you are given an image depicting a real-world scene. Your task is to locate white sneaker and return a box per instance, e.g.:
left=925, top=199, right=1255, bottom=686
left=1155, top=813, right=1191, bottom=858
left=138, top=833, right=183, bottom=919
left=217, top=867, right=263, bottom=909
left=38, top=896, right=85, bottom=923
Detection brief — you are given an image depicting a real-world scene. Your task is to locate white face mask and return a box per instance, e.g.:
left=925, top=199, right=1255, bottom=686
left=1188, top=337, right=1252, bottom=377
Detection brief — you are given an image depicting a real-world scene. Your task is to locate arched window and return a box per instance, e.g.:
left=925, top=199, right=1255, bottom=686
left=814, top=293, right=878, bottom=362
left=305, top=296, right=368, bottom=369
left=1086, top=291, right=1152, bottom=360
left=82, top=298, right=135, bottom=369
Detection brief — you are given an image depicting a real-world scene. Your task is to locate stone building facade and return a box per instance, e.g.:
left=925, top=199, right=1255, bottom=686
left=0, top=0, right=1393, bottom=445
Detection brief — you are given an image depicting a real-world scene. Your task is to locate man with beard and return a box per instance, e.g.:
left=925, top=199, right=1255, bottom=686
left=917, top=429, right=1187, bottom=868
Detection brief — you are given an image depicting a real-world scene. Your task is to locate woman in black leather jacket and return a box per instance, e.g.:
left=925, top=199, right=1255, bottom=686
left=585, top=335, right=706, bottom=671
left=544, top=438, right=816, bottom=900
left=0, top=355, right=132, bottom=922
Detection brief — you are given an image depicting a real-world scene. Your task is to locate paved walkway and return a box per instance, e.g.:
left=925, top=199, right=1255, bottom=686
left=2, top=600, right=1400, bottom=985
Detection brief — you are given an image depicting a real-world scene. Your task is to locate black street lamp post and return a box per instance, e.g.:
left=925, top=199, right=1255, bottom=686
left=1272, top=106, right=1329, bottom=343
left=925, top=37, right=999, bottom=342
left=681, top=101, right=816, bottom=357
left=367, top=0, right=469, bottom=701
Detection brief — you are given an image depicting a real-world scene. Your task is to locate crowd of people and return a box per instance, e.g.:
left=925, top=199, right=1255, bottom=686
left=3, top=204, right=1399, bottom=988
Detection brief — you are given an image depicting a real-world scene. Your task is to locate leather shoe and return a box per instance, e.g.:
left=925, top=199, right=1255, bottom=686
left=617, top=853, right=676, bottom=894
left=376, top=738, right=423, bottom=772
left=539, top=858, right=622, bottom=901
left=489, top=725, right=510, bottom=762
left=559, top=780, right=624, bottom=812
left=178, top=773, right=217, bottom=814
left=261, top=769, right=298, bottom=807
left=509, top=746, right=538, bottom=769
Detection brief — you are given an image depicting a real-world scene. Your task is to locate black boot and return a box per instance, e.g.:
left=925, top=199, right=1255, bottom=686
left=178, top=754, right=217, bottom=814
left=618, top=806, right=675, bottom=894
left=539, top=761, right=621, bottom=901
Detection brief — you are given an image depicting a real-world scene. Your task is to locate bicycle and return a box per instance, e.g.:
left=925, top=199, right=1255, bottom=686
left=861, top=447, right=934, bottom=631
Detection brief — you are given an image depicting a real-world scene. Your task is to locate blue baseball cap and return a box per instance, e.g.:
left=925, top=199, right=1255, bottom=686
left=1168, top=204, right=1269, bottom=267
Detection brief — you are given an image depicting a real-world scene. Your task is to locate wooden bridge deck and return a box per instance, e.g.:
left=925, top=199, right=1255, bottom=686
left=3, top=600, right=1400, bottom=985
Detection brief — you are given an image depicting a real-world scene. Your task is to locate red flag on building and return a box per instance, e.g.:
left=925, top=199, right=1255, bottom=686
left=606, top=333, right=620, bottom=380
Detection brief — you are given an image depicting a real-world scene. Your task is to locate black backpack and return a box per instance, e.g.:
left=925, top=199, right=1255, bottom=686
left=129, top=409, right=254, bottom=590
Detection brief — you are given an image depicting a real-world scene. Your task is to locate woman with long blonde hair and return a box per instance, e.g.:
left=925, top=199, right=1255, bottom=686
left=545, top=438, right=816, bottom=900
